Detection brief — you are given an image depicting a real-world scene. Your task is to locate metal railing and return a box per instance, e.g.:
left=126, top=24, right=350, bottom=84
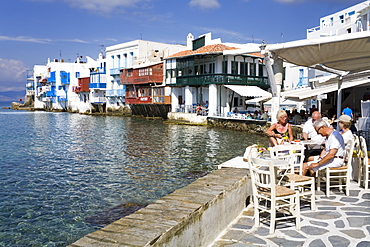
left=176, top=74, right=269, bottom=88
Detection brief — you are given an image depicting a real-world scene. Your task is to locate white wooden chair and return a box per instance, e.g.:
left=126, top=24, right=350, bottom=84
left=248, top=157, right=301, bottom=234
left=317, top=138, right=354, bottom=197
left=270, top=144, right=316, bottom=211
left=358, top=136, right=370, bottom=189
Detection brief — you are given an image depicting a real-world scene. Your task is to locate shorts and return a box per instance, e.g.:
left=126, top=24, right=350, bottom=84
left=308, top=157, right=344, bottom=172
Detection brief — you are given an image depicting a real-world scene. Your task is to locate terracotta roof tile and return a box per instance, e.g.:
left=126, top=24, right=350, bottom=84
left=246, top=52, right=264, bottom=58
left=166, top=44, right=264, bottom=59
left=166, top=44, right=238, bottom=59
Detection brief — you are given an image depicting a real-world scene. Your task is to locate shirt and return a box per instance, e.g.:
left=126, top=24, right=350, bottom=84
left=302, top=118, right=325, bottom=144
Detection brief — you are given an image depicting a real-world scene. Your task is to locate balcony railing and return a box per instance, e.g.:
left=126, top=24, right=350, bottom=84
left=106, top=89, right=125, bottom=97
left=90, top=67, right=106, bottom=74
left=175, top=74, right=269, bottom=88
left=153, top=95, right=171, bottom=104
left=110, top=68, right=121, bottom=75
left=90, top=83, right=107, bottom=89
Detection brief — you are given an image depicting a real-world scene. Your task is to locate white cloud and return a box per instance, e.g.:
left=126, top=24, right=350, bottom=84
left=64, top=0, right=145, bottom=13
left=0, top=35, right=51, bottom=44
left=198, top=27, right=240, bottom=38
left=0, top=35, right=90, bottom=44
left=189, top=0, right=221, bottom=9
left=0, top=59, right=28, bottom=92
left=59, top=38, right=90, bottom=43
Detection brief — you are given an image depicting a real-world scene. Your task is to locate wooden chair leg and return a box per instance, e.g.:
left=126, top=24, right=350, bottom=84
left=295, top=194, right=301, bottom=230
left=326, top=169, right=330, bottom=197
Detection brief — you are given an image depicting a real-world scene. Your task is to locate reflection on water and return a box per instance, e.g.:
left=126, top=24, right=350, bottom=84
left=0, top=103, right=268, bottom=246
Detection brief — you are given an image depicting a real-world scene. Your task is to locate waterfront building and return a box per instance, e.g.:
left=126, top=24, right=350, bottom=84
left=31, top=55, right=107, bottom=113
left=105, top=40, right=186, bottom=114
left=164, top=32, right=268, bottom=117
left=307, top=0, right=370, bottom=39
left=281, top=0, right=370, bottom=114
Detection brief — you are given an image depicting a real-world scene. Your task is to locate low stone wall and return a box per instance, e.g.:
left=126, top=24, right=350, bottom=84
left=207, top=117, right=268, bottom=135
left=68, top=168, right=251, bottom=247
left=207, top=117, right=303, bottom=138
left=167, top=112, right=208, bottom=124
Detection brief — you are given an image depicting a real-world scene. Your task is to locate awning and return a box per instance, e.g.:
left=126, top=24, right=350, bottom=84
left=245, top=96, right=271, bottom=104
left=266, top=32, right=370, bottom=73
left=281, top=75, right=370, bottom=99
left=224, top=85, right=271, bottom=97
left=264, top=98, right=305, bottom=106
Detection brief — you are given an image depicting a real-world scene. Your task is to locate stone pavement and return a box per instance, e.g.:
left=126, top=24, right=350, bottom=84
left=212, top=180, right=370, bottom=247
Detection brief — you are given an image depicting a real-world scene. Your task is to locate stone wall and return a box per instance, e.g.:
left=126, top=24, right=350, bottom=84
left=207, top=117, right=303, bottom=139
left=68, top=168, right=250, bottom=247
left=167, top=112, right=208, bottom=124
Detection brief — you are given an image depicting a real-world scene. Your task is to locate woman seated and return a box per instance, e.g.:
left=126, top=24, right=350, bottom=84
left=335, top=114, right=353, bottom=148
left=266, top=109, right=293, bottom=146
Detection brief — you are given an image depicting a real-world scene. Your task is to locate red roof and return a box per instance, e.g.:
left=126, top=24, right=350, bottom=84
left=166, top=44, right=238, bottom=59
left=166, top=44, right=263, bottom=59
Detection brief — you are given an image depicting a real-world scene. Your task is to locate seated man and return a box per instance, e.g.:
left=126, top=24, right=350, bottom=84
left=302, top=119, right=346, bottom=176
left=302, top=111, right=326, bottom=161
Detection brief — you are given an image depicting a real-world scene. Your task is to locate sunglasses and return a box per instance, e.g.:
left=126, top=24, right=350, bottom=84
left=316, top=126, right=323, bottom=133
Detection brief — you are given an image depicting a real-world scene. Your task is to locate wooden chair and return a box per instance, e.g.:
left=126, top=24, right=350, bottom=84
left=358, top=136, right=370, bottom=189
left=248, top=157, right=301, bottom=234
left=270, top=144, right=316, bottom=211
left=317, top=138, right=354, bottom=197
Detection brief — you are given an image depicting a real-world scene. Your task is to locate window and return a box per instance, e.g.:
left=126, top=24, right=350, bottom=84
left=250, top=63, right=256, bottom=76
left=258, top=64, right=264, bottom=76
left=76, top=72, right=80, bottom=78
left=222, top=60, right=228, bottom=74
left=209, top=63, right=215, bottom=73
left=117, top=55, right=121, bottom=68
left=231, top=61, right=238, bottom=74
left=127, top=69, right=133, bottom=77
left=240, top=62, right=248, bottom=75
left=363, top=14, right=368, bottom=31
left=339, top=15, right=344, bottom=23
left=233, top=97, right=239, bottom=107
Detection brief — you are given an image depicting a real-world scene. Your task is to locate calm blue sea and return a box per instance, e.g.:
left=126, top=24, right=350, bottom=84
left=0, top=101, right=268, bottom=246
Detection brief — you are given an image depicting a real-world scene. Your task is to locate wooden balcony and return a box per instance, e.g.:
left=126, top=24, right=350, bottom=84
left=175, top=74, right=269, bottom=89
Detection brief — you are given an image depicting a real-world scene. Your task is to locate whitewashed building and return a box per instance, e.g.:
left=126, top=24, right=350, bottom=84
left=164, top=33, right=268, bottom=117
left=32, top=55, right=106, bottom=113
left=282, top=0, right=370, bottom=114
left=105, top=40, right=186, bottom=112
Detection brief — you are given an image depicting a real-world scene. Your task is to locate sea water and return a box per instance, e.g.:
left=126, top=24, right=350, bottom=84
left=0, top=102, right=268, bottom=246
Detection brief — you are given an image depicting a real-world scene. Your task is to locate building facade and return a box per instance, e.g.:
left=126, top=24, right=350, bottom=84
left=105, top=40, right=186, bottom=115
left=164, top=33, right=268, bottom=116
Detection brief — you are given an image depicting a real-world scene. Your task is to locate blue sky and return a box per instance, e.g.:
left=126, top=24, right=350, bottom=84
left=0, top=0, right=363, bottom=92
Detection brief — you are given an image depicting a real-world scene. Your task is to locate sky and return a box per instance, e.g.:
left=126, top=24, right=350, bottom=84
left=0, top=0, right=364, bottom=92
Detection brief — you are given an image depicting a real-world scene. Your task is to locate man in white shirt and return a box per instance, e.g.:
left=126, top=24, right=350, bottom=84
left=302, top=119, right=345, bottom=176
left=302, top=111, right=326, bottom=161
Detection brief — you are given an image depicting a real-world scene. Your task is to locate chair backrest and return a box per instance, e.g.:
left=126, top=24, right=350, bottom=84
left=269, top=145, right=294, bottom=172
left=353, top=134, right=360, bottom=154
left=269, top=145, right=292, bottom=161
left=249, top=157, right=276, bottom=197
left=344, top=139, right=355, bottom=174
left=289, top=144, right=305, bottom=175
left=359, top=136, right=369, bottom=160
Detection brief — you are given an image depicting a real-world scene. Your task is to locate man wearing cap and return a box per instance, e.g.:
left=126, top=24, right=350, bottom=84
left=302, top=111, right=326, bottom=161
left=302, top=119, right=346, bottom=176
left=336, top=114, right=353, bottom=148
